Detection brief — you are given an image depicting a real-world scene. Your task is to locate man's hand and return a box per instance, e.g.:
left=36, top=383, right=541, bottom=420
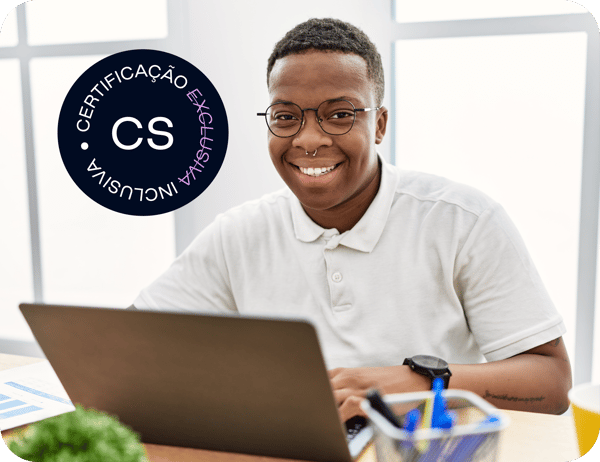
left=328, top=337, right=572, bottom=422
left=328, top=365, right=430, bottom=422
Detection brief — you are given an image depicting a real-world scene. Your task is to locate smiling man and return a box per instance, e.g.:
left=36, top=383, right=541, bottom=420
left=264, top=50, right=385, bottom=234
left=133, top=18, right=572, bottom=421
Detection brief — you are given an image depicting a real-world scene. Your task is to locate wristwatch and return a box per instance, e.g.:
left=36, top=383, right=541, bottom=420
left=403, top=355, right=452, bottom=389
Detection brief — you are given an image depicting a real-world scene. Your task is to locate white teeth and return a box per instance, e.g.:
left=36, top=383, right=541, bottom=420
left=299, top=165, right=336, bottom=177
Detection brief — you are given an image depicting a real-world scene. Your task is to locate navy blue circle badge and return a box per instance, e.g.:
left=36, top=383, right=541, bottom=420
left=58, top=49, right=228, bottom=216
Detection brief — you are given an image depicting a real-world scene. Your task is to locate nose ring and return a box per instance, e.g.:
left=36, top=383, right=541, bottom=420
left=305, top=149, right=318, bottom=157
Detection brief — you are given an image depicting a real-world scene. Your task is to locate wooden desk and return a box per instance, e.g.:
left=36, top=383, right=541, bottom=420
left=1, top=353, right=580, bottom=462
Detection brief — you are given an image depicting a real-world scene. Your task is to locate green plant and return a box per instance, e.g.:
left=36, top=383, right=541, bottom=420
left=8, top=405, right=148, bottom=462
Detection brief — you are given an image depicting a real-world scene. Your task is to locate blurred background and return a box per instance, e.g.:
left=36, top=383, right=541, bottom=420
left=0, top=0, right=598, bottom=387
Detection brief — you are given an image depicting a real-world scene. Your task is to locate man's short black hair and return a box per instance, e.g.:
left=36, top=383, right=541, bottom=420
left=267, top=18, right=384, bottom=105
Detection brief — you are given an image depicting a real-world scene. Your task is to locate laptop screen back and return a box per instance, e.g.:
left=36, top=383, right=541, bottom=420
left=19, top=304, right=353, bottom=462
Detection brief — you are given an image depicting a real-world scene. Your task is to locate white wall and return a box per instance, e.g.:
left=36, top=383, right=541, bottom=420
left=177, top=0, right=393, bottom=242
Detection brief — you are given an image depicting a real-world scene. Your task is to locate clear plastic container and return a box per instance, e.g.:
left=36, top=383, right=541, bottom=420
left=361, top=389, right=510, bottom=462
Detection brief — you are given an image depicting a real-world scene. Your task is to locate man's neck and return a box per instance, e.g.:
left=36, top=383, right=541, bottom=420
left=302, top=162, right=382, bottom=234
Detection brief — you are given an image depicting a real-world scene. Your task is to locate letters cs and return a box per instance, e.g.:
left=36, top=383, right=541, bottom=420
left=112, top=116, right=174, bottom=151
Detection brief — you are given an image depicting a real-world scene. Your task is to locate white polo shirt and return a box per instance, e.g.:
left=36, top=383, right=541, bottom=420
left=134, top=159, right=565, bottom=369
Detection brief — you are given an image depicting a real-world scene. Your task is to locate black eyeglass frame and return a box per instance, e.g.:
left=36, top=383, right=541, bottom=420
left=256, top=98, right=381, bottom=138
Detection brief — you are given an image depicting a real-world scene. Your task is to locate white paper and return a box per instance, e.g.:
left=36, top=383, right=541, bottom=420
left=0, top=360, right=75, bottom=431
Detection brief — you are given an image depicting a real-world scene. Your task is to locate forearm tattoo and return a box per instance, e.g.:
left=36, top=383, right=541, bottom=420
left=484, top=390, right=545, bottom=403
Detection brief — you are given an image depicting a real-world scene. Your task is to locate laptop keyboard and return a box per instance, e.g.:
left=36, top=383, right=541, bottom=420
left=345, top=415, right=368, bottom=441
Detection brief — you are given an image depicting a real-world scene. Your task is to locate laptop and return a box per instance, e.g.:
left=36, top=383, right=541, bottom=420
left=19, top=303, right=373, bottom=462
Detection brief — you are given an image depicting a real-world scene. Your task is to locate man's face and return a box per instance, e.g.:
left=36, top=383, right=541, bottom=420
left=267, top=51, right=387, bottom=218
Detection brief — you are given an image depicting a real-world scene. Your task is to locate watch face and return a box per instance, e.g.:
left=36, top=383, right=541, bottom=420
left=413, top=355, right=448, bottom=371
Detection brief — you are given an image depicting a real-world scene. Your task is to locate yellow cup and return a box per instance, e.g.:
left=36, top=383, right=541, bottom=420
left=568, top=383, right=600, bottom=456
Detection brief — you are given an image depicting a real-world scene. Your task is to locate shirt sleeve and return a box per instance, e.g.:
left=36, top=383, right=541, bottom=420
left=133, top=215, right=237, bottom=313
left=454, top=202, right=566, bottom=361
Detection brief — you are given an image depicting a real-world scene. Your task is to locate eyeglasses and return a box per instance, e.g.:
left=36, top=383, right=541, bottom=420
left=257, top=98, right=381, bottom=138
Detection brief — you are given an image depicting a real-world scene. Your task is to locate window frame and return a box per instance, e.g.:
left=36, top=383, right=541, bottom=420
left=390, top=3, right=600, bottom=386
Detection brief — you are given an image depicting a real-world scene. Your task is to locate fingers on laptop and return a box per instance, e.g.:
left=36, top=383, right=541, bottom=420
left=337, top=393, right=367, bottom=422
left=329, top=367, right=376, bottom=421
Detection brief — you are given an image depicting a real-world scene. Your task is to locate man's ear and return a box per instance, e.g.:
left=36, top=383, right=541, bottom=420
left=375, top=107, right=388, bottom=144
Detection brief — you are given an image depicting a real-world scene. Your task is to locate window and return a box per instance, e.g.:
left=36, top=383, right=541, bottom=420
left=0, top=0, right=186, bottom=354
left=392, top=1, right=599, bottom=384
left=0, top=8, right=18, bottom=47
left=0, top=58, right=32, bottom=348
left=394, top=0, right=586, bottom=23
left=25, top=0, right=167, bottom=45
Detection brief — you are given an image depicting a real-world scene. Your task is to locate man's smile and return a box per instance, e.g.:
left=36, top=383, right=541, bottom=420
left=298, top=165, right=336, bottom=177
left=287, top=159, right=344, bottom=183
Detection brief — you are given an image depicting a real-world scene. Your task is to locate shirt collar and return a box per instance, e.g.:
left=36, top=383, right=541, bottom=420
left=290, top=154, right=399, bottom=252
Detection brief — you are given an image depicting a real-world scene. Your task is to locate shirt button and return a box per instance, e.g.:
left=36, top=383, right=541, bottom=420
left=332, top=272, right=343, bottom=283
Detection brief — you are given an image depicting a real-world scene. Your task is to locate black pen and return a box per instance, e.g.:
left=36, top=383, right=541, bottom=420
left=365, top=388, right=403, bottom=428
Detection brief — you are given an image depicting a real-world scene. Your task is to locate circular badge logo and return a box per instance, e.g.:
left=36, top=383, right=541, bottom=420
left=58, top=49, right=228, bottom=216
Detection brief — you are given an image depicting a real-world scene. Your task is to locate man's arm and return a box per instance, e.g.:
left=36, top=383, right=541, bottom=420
left=329, top=336, right=572, bottom=422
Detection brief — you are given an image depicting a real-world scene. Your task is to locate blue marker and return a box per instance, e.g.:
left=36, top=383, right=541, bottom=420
left=404, top=408, right=421, bottom=433
left=431, top=377, right=456, bottom=430
left=400, top=408, right=421, bottom=462
left=413, top=378, right=457, bottom=461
